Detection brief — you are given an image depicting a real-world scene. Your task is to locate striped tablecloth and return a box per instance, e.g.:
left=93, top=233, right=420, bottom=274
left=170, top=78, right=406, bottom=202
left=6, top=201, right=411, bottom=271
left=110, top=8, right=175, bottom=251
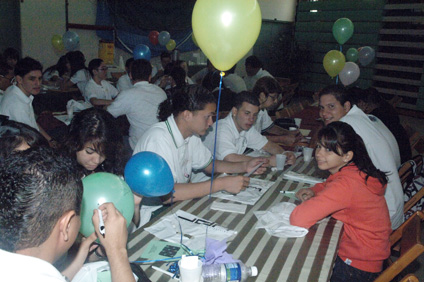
left=127, top=157, right=343, bottom=282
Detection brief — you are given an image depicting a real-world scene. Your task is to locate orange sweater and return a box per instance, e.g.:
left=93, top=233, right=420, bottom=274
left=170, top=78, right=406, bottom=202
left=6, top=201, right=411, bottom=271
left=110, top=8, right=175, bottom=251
left=290, top=164, right=391, bottom=273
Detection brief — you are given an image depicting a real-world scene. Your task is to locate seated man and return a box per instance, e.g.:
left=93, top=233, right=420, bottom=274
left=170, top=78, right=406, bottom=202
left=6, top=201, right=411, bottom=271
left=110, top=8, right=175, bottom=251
left=108, top=59, right=167, bottom=150
left=0, top=147, right=134, bottom=281
left=117, top=58, right=134, bottom=92
left=151, top=51, right=172, bottom=84
left=223, top=64, right=246, bottom=94
left=202, top=91, right=295, bottom=167
left=0, top=57, right=55, bottom=146
left=84, top=58, right=118, bottom=107
left=243, top=55, right=273, bottom=90
left=252, top=77, right=303, bottom=145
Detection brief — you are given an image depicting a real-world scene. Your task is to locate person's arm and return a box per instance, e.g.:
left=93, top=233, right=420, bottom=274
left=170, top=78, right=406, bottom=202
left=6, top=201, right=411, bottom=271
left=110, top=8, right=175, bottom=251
left=265, top=127, right=303, bottom=145
left=37, top=123, right=57, bottom=148
left=262, top=140, right=285, bottom=155
left=93, top=203, right=135, bottom=282
left=204, top=158, right=268, bottom=175
left=90, top=98, right=113, bottom=107
left=61, top=233, right=97, bottom=280
left=167, top=175, right=249, bottom=202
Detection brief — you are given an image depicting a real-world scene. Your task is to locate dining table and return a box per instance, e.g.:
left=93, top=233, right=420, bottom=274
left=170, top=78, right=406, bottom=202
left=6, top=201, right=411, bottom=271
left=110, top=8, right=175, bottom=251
left=127, top=154, right=342, bottom=282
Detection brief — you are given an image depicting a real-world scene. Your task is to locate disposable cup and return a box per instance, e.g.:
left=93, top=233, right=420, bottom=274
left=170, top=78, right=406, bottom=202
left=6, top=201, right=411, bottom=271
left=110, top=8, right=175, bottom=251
left=303, top=147, right=314, bottom=162
left=178, top=256, right=203, bottom=282
left=276, top=154, right=287, bottom=170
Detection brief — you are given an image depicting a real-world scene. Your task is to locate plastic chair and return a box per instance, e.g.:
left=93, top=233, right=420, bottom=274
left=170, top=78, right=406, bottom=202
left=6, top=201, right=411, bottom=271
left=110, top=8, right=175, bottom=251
left=374, top=211, right=424, bottom=282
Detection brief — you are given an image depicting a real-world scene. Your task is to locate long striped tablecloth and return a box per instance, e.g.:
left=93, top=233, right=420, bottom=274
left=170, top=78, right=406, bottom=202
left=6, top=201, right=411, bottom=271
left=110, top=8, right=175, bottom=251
left=127, top=157, right=343, bottom=282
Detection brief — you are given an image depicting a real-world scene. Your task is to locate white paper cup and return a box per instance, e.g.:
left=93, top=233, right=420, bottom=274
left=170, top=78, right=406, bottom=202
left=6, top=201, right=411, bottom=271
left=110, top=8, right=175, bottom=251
left=179, top=256, right=203, bottom=282
left=303, top=147, right=314, bottom=162
left=276, top=154, right=287, bottom=170
left=294, top=118, right=302, bottom=128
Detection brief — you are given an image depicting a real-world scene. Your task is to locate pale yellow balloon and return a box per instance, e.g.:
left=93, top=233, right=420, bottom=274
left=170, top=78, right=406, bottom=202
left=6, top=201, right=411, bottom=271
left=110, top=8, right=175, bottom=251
left=192, top=0, right=262, bottom=71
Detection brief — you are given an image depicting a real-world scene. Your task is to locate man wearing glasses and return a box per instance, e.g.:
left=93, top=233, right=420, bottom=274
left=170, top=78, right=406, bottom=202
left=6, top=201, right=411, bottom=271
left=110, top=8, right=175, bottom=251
left=84, top=59, right=118, bottom=107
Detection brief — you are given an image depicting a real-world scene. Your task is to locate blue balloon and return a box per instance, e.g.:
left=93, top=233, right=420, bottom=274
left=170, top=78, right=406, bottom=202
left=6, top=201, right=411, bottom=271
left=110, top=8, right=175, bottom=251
left=133, top=44, right=151, bottom=61
left=125, top=152, right=174, bottom=197
left=158, top=31, right=171, bottom=46
left=63, top=31, right=80, bottom=51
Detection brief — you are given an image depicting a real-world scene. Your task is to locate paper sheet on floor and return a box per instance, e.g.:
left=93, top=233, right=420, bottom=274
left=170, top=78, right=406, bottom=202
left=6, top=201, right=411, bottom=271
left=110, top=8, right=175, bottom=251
left=144, top=210, right=236, bottom=251
left=211, top=178, right=275, bottom=205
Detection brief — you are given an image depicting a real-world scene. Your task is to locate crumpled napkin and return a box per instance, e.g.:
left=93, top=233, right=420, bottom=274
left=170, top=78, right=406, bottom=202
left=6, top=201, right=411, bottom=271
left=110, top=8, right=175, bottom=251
left=283, top=171, right=324, bottom=184
left=254, top=202, right=308, bottom=238
left=203, top=238, right=239, bottom=265
left=67, top=99, right=92, bottom=114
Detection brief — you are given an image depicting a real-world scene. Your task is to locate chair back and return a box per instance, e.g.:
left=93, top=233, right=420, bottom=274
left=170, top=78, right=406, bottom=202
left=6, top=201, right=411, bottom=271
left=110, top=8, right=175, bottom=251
left=412, top=155, right=423, bottom=177
left=398, top=161, right=415, bottom=191
left=375, top=211, right=424, bottom=282
left=400, top=274, right=419, bottom=282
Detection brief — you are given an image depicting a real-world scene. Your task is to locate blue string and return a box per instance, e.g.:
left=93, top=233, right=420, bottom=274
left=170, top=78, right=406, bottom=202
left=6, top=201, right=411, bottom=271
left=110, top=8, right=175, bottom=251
left=336, top=45, right=343, bottom=85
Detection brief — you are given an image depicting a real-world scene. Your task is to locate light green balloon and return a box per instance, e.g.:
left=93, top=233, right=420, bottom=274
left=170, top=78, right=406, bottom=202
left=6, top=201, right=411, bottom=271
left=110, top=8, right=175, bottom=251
left=80, top=172, right=134, bottom=237
left=346, top=48, right=358, bottom=62
left=332, top=18, right=354, bottom=45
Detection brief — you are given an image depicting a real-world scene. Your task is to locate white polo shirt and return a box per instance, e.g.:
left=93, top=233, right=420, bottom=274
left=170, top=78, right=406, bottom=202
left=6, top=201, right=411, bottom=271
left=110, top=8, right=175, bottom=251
left=70, top=69, right=90, bottom=95
left=254, top=109, right=274, bottom=133
left=0, top=85, right=39, bottom=130
left=84, top=78, right=118, bottom=104
left=116, top=73, right=133, bottom=92
left=244, top=68, right=273, bottom=90
left=0, top=249, right=66, bottom=281
left=223, top=73, right=247, bottom=93
left=341, top=105, right=404, bottom=230
left=108, top=81, right=167, bottom=149
left=133, top=115, right=212, bottom=183
left=202, top=114, right=268, bottom=160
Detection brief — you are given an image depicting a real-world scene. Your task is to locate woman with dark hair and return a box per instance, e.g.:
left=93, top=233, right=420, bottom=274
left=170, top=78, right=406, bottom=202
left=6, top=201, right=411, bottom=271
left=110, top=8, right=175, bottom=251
left=318, top=85, right=403, bottom=230
left=42, top=55, right=71, bottom=83
left=63, top=108, right=125, bottom=175
left=132, top=85, right=268, bottom=227
left=0, top=117, right=47, bottom=159
left=63, top=51, right=90, bottom=94
left=291, top=121, right=391, bottom=282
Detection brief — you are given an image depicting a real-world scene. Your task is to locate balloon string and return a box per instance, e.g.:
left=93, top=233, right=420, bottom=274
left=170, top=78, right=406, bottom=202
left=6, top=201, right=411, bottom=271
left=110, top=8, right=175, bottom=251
left=336, top=45, right=343, bottom=85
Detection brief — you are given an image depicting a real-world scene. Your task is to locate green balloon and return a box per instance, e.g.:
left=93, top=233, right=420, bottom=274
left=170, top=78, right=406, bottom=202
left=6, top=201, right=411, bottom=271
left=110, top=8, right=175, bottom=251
left=80, top=172, right=134, bottom=237
left=332, top=18, right=354, bottom=45
left=346, top=48, right=358, bottom=62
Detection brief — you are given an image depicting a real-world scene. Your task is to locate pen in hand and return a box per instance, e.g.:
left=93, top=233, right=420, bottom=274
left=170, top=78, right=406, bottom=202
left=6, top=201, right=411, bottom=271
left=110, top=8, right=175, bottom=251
left=97, top=208, right=105, bottom=237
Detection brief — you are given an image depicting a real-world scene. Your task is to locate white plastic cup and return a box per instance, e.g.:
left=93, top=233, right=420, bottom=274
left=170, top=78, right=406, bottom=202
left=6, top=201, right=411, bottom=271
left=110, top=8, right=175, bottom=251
left=303, top=147, right=314, bottom=162
left=294, top=118, right=302, bottom=128
left=276, top=154, right=287, bottom=170
left=178, top=256, right=203, bottom=282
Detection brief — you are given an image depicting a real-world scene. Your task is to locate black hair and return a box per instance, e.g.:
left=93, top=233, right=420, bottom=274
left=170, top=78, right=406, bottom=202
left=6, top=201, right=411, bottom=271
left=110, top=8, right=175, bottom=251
left=88, top=58, right=103, bottom=77
left=0, top=61, right=13, bottom=76
left=0, top=146, right=83, bottom=252
left=3, top=47, right=19, bottom=61
left=318, top=121, right=387, bottom=185
left=202, top=70, right=221, bottom=92
left=67, top=51, right=86, bottom=77
left=14, top=57, right=43, bottom=77
left=245, top=55, right=263, bottom=69
left=125, top=57, right=134, bottom=69
left=43, top=55, right=70, bottom=78
left=130, top=59, right=152, bottom=81
left=160, top=51, right=171, bottom=60
left=158, top=84, right=216, bottom=122
left=63, top=108, right=125, bottom=175
left=318, top=85, right=352, bottom=106
left=0, top=117, right=47, bottom=159
left=252, top=76, right=282, bottom=99
left=233, top=91, right=260, bottom=109
left=169, top=66, right=187, bottom=89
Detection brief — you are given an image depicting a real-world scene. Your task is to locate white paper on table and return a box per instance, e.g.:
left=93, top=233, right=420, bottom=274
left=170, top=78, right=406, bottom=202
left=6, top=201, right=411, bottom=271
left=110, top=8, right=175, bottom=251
left=299, top=129, right=311, bottom=136
left=144, top=210, right=236, bottom=250
left=211, top=178, right=274, bottom=205
left=254, top=202, right=308, bottom=238
left=283, top=171, right=325, bottom=185
left=210, top=201, right=247, bottom=214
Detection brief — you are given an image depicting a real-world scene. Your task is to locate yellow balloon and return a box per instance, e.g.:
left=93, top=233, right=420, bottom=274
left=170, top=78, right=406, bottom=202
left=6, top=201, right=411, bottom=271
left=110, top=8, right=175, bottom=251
left=51, top=34, right=64, bottom=52
left=166, top=39, right=176, bottom=51
left=323, top=50, right=346, bottom=78
left=192, top=0, right=262, bottom=71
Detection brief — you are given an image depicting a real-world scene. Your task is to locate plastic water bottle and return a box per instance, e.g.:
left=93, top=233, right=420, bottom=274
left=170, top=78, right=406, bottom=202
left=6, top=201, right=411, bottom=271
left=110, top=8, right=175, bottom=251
left=202, top=262, right=258, bottom=282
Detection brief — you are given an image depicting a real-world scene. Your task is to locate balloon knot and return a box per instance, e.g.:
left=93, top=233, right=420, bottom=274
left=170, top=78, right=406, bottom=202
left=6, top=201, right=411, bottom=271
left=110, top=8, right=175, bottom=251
left=220, top=71, right=225, bottom=77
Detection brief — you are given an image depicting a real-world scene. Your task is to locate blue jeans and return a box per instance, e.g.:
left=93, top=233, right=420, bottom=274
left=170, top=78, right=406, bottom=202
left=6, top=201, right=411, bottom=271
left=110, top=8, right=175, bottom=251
left=330, top=256, right=380, bottom=282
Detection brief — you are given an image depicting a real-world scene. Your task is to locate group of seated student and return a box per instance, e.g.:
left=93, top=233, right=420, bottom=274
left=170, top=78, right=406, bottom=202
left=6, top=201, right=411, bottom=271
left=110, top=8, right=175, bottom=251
left=43, top=55, right=71, bottom=85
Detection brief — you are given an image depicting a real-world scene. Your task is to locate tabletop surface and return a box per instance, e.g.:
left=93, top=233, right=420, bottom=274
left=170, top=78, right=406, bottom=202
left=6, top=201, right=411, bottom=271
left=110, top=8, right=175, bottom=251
left=127, top=157, right=342, bottom=282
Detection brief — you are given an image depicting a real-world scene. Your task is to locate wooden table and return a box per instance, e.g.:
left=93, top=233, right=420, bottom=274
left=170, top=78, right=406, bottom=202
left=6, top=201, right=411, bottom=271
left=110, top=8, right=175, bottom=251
left=33, top=87, right=82, bottom=115
left=127, top=157, right=342, bottom=282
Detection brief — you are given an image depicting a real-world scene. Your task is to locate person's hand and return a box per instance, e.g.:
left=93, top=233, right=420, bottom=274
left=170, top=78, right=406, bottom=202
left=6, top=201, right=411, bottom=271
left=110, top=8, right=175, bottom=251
left=245, top=157, right=269, bottom=175
left=133, top=193, right=142, bottom=207
left=295, top=188, right=315, bottom=202
left=219, top=175, right=250, bottom=194
left=283, top=151, right=296, bottom=165
left=92, top=203, right=128, bottom=253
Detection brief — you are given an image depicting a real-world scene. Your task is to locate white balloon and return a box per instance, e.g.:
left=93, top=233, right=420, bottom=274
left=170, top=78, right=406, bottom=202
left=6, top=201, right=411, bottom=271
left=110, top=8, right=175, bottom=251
left=339, top=62, right=360, bottom=86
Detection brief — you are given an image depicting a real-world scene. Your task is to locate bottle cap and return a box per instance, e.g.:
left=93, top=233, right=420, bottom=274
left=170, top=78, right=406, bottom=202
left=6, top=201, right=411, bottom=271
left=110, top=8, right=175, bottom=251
left=251, top=266, right=258, bottom=277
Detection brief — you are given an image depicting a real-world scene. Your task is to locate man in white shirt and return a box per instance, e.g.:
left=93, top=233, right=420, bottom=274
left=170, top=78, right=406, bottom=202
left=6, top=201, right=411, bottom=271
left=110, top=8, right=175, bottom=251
left=202, top=91, right=295, bottom=167
left=318, top=85, right=403, bottom=230
left=108, top=59, right=167, bottom=150
left=0, top=147, right=135, bottom=282
left=223, top=65, right=246, bottom=93
left=151, top=51, right=172, bottom=84
left=243, top=55, right=273, bottom=90
left=0, top=57, right=54, bottom=145
left=117, top=58, right=134, bottom=92
left=84, top=59, right=118, bottom=107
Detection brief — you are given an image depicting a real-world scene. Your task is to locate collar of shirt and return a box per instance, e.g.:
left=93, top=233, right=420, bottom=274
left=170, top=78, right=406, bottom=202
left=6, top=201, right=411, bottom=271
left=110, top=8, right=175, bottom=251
left=224, top=113, right=247, bottom=138
left=13, top=85, right=34, bottom=104
left=133, top=81, right=150, bottom=87
left=165, top=114, right=189, bottom=148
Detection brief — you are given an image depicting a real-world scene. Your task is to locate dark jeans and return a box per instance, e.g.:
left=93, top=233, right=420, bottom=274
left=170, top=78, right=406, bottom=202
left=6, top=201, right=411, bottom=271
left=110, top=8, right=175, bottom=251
left=330, top=256, right=380, bottom=282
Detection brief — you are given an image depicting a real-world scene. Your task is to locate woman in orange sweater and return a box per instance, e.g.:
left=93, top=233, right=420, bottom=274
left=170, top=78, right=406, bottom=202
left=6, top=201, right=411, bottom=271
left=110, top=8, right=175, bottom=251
left=290, top=121, right=391, bottom=282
